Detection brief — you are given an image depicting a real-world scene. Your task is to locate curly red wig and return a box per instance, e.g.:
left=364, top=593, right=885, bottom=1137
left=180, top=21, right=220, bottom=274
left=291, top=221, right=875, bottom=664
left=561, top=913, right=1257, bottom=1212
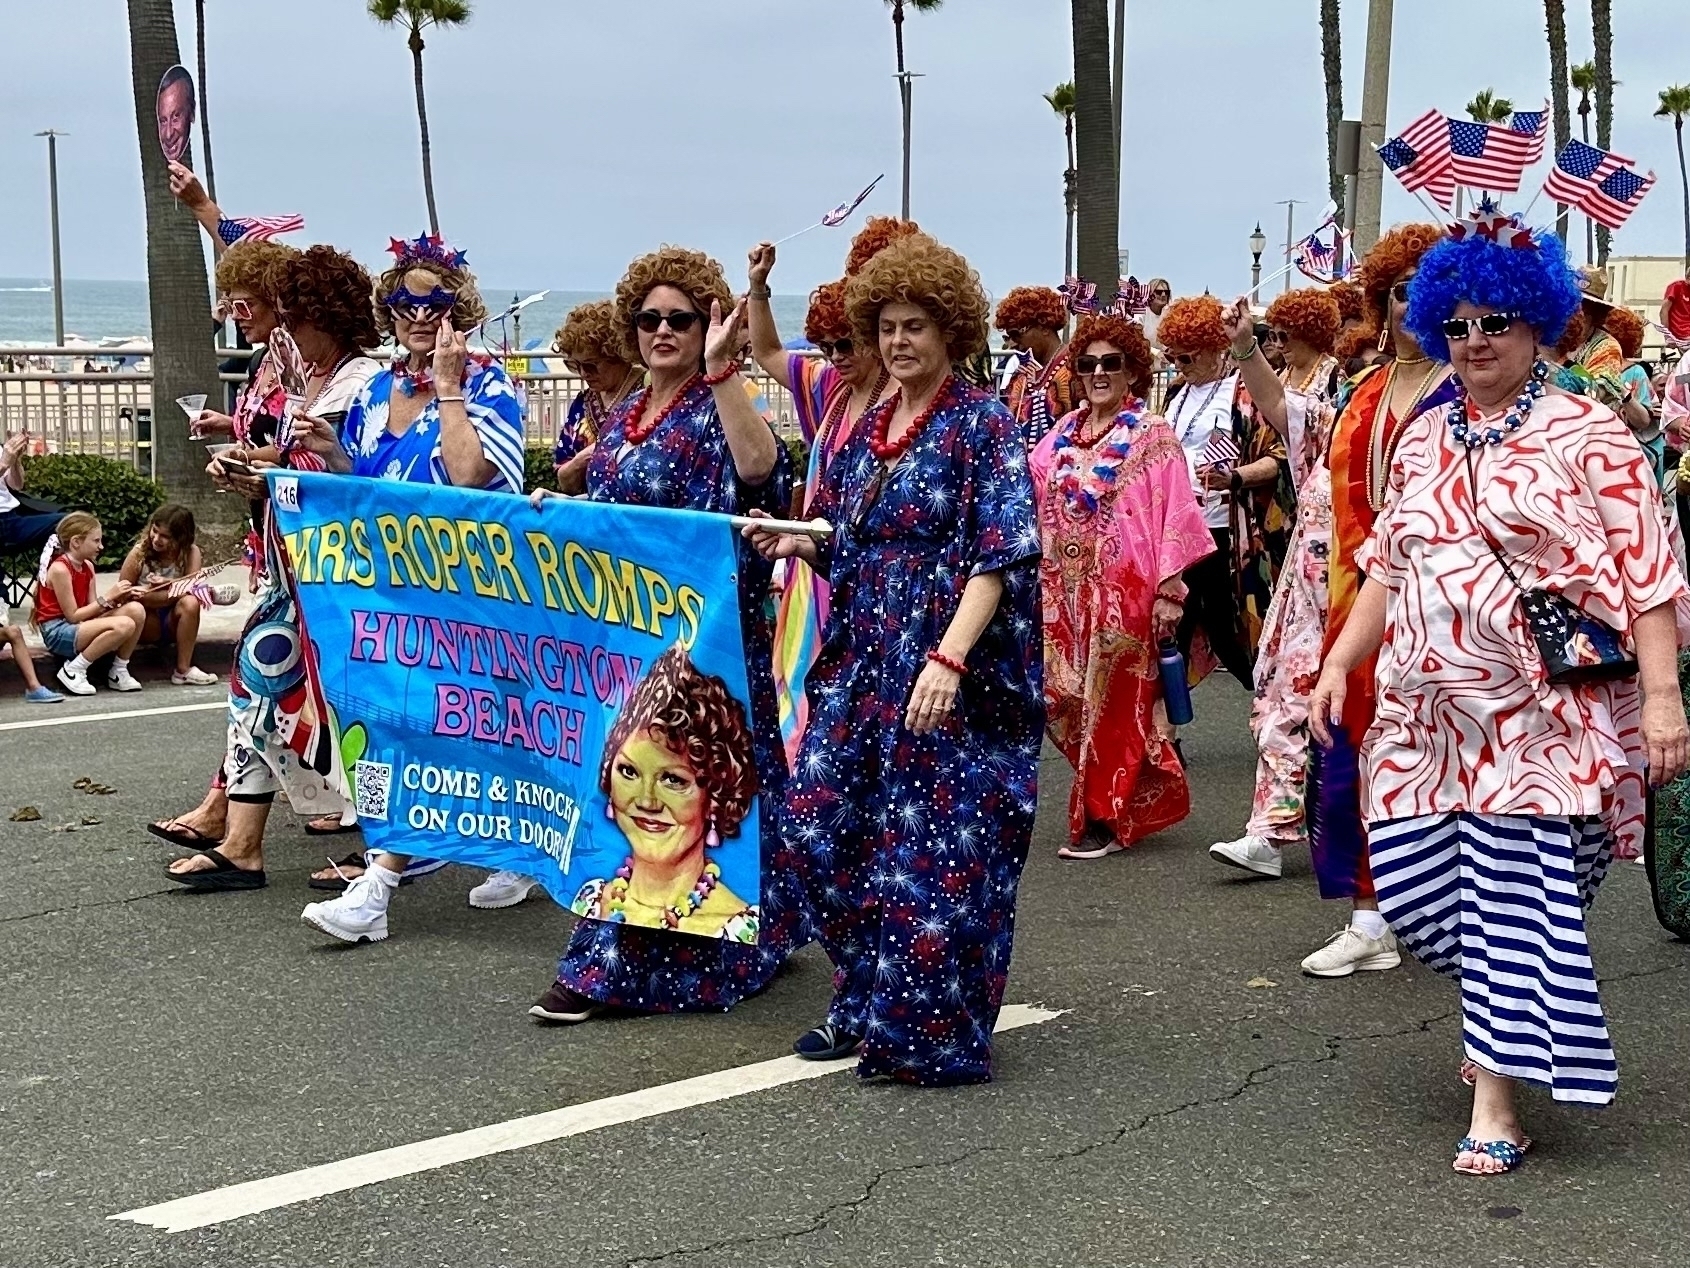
left=1335, top=222, right=1444, bottom=361
left=845, top=216, right=922, bottom=277
left=994, top=286, right=1067, bottom=335
left=804, top=279, right=849, bottom=344
left=276, top=246, right=379, bottom=354
left=598, top=645, right=758, bottom=837
left=1067, top=314, right=1154, bottom=397
left=1264, top=288, right=1341, bottom=355
left=1155, top=295, right=1230, bottom=354
left=1330, top=280, right=1365, bottom=324
left=1554, top=308, right=1590, bottom=359
left=1605, top=305, right=1645, bottom=359
left=845, top=234, right=992, bottom=361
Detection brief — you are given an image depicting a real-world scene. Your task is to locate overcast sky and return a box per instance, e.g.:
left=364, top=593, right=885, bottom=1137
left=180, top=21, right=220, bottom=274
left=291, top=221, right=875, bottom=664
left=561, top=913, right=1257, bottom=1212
left=3, top=0, right=1687, bottom=300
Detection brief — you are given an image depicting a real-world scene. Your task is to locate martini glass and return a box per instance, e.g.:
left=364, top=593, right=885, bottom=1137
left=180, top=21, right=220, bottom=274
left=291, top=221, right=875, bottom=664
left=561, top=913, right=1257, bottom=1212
left=177, top=393, right=209, bottom=438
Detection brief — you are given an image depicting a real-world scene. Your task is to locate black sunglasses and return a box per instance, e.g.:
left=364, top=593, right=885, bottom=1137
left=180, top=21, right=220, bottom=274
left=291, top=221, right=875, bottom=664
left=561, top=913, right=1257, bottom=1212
left=1441, top=312, right=1519, bottom=341
left=1169, top=352, right=1197, bottom=367
left=815, top=338, right=854, bottom=358
left=1390, top=281, right=1414, bottom=303
left=1262, top=329, right=1289, bottom=345
left=1074, top=353, right=1127, bottom=375
left=633, top=309, right=703, bottom=334
left=1151, top=287, right=1170, bottom=296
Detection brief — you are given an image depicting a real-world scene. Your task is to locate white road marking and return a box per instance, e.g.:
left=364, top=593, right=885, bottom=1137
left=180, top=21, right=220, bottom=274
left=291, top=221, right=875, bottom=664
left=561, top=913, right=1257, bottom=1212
left=0, top=700, right=225, bottom=733
left=111, top=1004, right=1065, bottom=1233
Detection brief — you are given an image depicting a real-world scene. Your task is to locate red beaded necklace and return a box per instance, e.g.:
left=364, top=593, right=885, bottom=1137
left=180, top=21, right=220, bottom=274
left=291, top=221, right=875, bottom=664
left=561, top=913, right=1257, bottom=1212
left=622, top=374, right=701, bottom=445
left=868, top=374, right=953, bottom=463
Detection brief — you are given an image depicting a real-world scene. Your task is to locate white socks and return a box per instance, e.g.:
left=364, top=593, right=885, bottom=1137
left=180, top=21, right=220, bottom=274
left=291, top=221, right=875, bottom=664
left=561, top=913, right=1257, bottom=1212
left=367, top=862, right=403, bottom=895
left=112, top=657, right=130, bottom=674
left=1351, top=909, right=1389, bottom=940
left=67, top=654, right=90, bottom=674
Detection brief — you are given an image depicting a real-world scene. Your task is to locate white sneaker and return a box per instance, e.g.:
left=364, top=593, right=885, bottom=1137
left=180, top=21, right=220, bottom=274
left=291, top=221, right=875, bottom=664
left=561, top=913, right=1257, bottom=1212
left=468, top=870, right=537, bottom=909
left=1209, top=834, right=1284, bottom=878
left=106, top=667, right=143, bottom=692
left=301, top=872, right=391, bottom=944
left=56, top=663, right=95, bottom=696
left=172, top=666, right=219, bottom=686
left=1300, top=925, right=1402, bottom=977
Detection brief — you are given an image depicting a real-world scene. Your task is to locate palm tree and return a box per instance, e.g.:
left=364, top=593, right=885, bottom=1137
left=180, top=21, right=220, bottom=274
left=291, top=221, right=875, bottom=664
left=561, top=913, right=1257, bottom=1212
left=885, top=0, right=943, bottom=221
left=125, top=0, right=222, bottom=512
left=1321, top=0, right=1344, bottom=206
left=1046, top=81, right=1077, bottom=282
left=1592, top=0, right=1615, bottom=264
left=368, top=0, right=471, bottom=236
left=1572, top=61, right=1596, bottom=263
left=193, top=0, right=215, bottom=199
left=1071, top=0, right=1118, bottom=292
left=1465, top=89, right=1513, bottom=122
left=1656, top=86, right=1690, bottom=266
left=1544, top=0, right=1571, bottom=242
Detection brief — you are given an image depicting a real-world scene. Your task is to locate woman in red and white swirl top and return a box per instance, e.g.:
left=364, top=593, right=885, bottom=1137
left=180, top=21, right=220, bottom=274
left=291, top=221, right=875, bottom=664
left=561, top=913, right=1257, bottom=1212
left=1312, top=216, right=1689, bottom=1177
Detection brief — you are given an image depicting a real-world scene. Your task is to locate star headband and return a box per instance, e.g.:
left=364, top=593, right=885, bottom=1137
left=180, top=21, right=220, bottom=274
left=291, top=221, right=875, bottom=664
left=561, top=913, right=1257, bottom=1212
left=387, top=232, right=469, bottom=272
left=1446, top=196, right=1536, bottom=250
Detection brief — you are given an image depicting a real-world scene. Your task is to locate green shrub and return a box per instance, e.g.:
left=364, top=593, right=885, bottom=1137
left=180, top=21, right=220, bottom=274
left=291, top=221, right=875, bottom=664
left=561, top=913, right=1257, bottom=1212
left=783, top=433, right=809, bottom=479
left=524, top=446, right=557, bottom=494
left=19, top=453, right=165, bottom=567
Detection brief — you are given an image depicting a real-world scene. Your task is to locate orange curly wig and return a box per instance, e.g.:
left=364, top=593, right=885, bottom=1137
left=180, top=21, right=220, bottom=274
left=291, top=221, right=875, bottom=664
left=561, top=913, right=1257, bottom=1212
left=1155, top=295, right=1230, bottom=354
left=553, top=300, right=629, bottom=365
left=1554, top=309, right=1590, bottom=359
left=804, top=280, right=849, bottom=344
left=1067, top=314, right=1154, bottom=396
left=1335, top=222, right=1444, bottom=361
left=612, top=246, right=735, bottom=366
left=214, top=239, right=300, bottom=306
left=844, top=234, right=991, bottom=361
left=1605, top=305, right=1645, bottom=359
left=1330, top=280, right=1365, bottom=324
left=1265, top=288, right=1341, bottom=354
left=994, top=286, right=1067, bottom=335
left=845, top=216, right=922, bottom=277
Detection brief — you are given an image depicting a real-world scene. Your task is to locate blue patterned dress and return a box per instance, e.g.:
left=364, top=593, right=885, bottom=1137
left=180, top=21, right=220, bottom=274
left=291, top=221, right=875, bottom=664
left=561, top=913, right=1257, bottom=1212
left=553, top=378, right=806, bottom=1011
left=784, top=378, right=1044, bottom=1086
left=341, top=359, right=527, bottom=493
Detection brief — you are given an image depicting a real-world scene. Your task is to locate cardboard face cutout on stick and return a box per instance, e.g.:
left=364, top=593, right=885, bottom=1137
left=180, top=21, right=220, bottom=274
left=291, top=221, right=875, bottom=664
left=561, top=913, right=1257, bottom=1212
left=156, top=65, right=197, bottom=165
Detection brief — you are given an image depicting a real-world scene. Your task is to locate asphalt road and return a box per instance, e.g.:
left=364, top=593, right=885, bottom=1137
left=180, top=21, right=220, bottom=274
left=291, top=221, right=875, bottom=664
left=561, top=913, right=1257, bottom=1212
left=2, top=674, right=1687, bottom=1268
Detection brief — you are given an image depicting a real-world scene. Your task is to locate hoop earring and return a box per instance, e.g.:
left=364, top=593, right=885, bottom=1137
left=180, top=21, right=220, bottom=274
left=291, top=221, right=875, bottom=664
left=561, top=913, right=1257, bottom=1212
left=1376, top=325, right=1389, bottom=353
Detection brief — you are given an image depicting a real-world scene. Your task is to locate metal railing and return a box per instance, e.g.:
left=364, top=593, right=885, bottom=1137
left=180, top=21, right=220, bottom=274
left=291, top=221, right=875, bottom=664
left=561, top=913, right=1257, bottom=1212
left=2, top=342, right=1179, bottom=475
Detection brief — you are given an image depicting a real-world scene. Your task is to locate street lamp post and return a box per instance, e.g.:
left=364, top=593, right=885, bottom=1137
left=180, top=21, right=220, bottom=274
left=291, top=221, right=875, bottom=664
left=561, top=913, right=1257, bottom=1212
left=36, top=129, right=66, bottom=346
left=1249, top=223, right=1267, bottom=306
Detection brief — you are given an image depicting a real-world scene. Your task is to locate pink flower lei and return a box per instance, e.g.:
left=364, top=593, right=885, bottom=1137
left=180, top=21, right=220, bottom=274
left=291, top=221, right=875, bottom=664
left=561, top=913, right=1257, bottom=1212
left=1049, top=400, right=1143, bottom=513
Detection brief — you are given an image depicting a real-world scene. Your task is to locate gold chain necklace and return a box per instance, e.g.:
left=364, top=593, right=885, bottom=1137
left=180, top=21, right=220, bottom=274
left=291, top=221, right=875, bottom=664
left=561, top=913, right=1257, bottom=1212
left=1365, top=360, right=1443, bottom=512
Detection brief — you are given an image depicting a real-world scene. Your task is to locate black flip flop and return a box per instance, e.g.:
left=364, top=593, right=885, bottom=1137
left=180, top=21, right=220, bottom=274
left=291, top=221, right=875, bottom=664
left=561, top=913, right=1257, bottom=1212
left=147, top=820, right=224, bottom=850
left=303, top=819, right=361, bottom=837
left=307, top=851, right=366, bottom=893
left=164, top=847, right=267, bottom=892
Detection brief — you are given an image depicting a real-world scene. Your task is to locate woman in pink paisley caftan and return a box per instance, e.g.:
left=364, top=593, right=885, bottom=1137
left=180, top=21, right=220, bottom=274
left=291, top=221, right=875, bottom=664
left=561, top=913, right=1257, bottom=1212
left=1030, top=315, right=1214, bottom=860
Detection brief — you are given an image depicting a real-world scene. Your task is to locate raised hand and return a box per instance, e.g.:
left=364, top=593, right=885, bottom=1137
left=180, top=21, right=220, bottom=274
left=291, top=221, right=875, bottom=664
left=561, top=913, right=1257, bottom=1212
left=167, top=160, right=210, bottom=210
left=703, top=298, right=749, bottom=377
left=432, top=320, right=468, bottom=391
left=1223, top=295, right=1256, bottom=354
left=748, top=242, right=777, bottom=289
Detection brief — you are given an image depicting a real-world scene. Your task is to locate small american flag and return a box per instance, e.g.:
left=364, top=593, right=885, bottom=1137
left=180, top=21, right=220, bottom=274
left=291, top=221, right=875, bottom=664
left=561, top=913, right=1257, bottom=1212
left=1447, top=117, right=1538, bottom=193
left=1378, top=109, right=1455, bottom=209
left=1198, top=427, right=1240, bottom=469
left=216, top=214, right=306, bottom=247
left=1543, top=141, right=1655, bottom=231
left=819, top=175, right=884, bottom=227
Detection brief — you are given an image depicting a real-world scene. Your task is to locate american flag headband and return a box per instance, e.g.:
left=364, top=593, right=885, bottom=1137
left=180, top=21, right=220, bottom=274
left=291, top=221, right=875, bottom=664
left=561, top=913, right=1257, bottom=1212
left=1445, top=197, right=1537, bottom=249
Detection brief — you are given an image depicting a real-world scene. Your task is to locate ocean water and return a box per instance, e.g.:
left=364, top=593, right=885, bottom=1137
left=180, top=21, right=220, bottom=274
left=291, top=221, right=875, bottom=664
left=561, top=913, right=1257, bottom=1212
left=0, top=278, right=814, bottom=351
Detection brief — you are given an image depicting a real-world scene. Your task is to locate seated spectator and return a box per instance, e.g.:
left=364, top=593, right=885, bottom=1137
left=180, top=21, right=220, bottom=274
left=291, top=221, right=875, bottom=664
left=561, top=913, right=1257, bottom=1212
left=32, top=512, right=147, bottom=696
left=1, top=623, right=63, bottom=702
left=0, top=431, right=58, bottom=555
left=118, top=504, right=232, bottom=686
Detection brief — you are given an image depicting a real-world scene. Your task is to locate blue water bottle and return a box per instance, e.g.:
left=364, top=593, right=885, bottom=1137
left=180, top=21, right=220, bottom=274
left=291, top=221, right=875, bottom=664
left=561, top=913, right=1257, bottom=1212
left=1158, top=641, right=1195, bottom=726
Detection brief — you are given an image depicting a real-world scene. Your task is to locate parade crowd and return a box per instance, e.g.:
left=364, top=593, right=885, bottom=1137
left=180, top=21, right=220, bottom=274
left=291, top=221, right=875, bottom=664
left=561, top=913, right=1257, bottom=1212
left=13, top=161, right=1690, bottom=1179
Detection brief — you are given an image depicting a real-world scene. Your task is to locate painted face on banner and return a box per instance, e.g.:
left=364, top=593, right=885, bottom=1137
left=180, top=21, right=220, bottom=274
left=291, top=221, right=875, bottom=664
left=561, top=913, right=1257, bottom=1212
left=609, top=730, right=710, bottom=866
left=156, top=70, right=196, bottom=164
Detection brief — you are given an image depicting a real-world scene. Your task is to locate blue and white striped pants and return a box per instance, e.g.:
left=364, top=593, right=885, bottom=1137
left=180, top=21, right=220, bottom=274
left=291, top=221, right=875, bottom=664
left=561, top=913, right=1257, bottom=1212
left=1369, top=812, right=1616, bottom=1105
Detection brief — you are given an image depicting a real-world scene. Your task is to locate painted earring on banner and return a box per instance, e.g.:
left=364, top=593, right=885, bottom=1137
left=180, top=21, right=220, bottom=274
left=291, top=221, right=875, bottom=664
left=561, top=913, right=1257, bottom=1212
left=706, top=820, right=720, bottom=848
left=605, top=801, right=616, bottom=820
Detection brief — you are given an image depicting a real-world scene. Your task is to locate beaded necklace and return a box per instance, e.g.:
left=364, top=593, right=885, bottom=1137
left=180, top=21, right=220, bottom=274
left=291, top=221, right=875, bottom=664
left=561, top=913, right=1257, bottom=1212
left=602, top=858, right=721, bottom=929
left=868, top=374, right=954, bottom=463
left=1365, top=359, right=1445, bottom=512
left=1050, top=400, right=1142, bottom=514
left=1447, top=359, right=1549, bottom=449
left=623, top=374, right=702, bottom=445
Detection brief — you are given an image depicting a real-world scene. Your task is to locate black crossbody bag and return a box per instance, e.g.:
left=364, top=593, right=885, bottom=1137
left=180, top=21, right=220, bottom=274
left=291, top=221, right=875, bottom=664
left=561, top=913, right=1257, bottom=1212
left=1464, top=444, right=1638, bottom=686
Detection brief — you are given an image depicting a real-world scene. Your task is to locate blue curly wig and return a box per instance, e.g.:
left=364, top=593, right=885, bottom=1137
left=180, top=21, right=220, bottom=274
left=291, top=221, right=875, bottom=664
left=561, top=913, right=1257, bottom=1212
left=1402, top=229, right=1582, bottom=363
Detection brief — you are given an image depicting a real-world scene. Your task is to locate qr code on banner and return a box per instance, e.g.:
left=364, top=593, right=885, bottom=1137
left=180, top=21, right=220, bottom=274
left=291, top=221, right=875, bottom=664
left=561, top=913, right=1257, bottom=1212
left=353, top=760, right=393, bottom=821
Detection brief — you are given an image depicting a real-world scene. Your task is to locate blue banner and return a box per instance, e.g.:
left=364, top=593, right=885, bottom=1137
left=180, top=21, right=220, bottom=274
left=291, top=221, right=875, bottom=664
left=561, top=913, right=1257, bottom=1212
left=269, top=472, right=761, bottom=940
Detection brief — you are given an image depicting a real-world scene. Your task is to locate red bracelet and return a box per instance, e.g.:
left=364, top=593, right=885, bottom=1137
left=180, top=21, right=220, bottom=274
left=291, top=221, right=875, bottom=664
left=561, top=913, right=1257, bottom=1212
left=702, top=363, right=739, bottom=386
left=926, top=649, right=967, bottom=675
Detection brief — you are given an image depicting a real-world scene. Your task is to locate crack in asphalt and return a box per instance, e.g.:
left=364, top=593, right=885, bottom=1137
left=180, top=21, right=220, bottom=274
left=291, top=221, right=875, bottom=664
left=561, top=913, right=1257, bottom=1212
left=1599, top=964, right=1682, bottom=985
left=0, top=886, right=181, bottom=924
left=623, top=1012, right=1455, bottom=1267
